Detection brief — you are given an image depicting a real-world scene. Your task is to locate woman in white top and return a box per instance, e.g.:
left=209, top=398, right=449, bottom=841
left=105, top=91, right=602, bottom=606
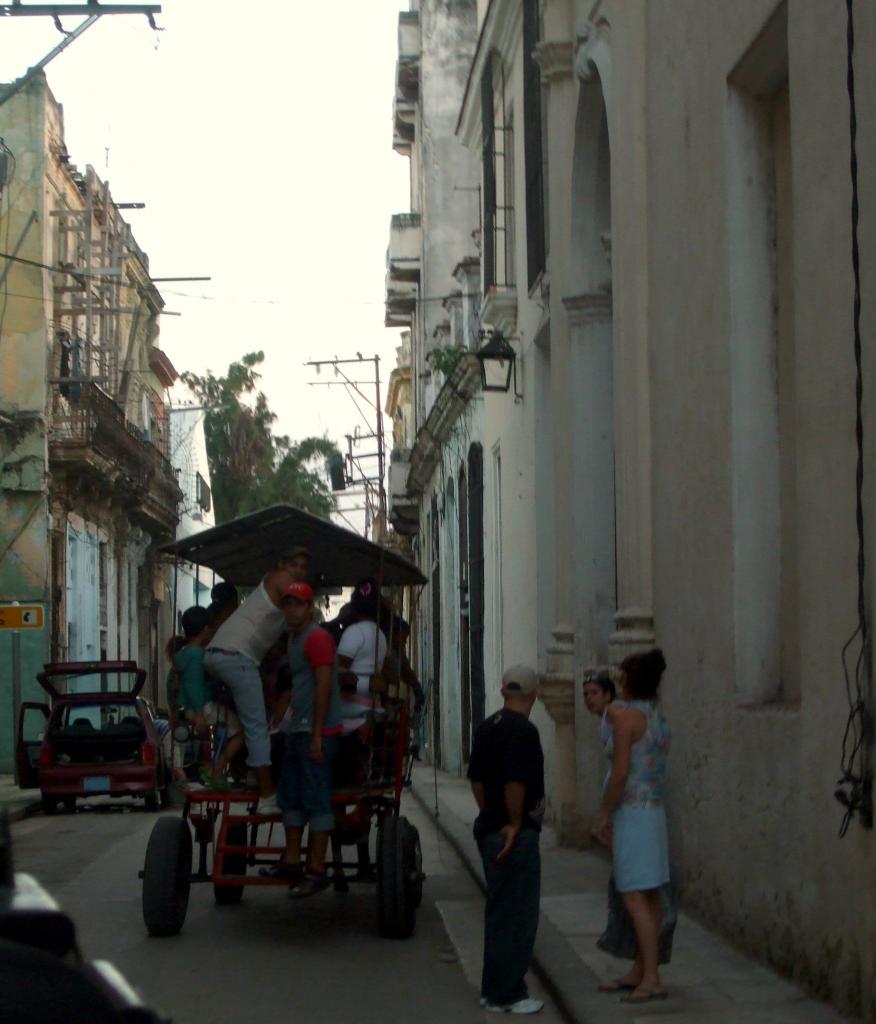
left=204, top=548, right=309, bottom=813
left=336, top=578, right=390, bottom=734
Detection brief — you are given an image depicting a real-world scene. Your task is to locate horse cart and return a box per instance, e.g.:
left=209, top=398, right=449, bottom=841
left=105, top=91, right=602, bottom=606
left=139, top=505, right=427, bottom=940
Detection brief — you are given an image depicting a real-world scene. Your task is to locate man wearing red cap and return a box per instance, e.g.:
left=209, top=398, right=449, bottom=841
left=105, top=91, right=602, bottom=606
left=269, top=581, right=342, bottom=896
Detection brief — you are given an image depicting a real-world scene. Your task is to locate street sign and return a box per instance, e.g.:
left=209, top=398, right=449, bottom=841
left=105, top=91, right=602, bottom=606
left=0, top=605, right=43, bottom=629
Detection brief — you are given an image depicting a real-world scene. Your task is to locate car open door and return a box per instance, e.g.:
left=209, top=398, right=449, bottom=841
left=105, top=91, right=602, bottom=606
left=16, top=703, right=49, bottom=789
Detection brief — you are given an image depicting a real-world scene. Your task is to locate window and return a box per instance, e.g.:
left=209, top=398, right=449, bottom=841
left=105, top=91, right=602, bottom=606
left=726, top=1, right=798, bottom=704
left=502, top=113, right=516, bottom=286
left=482, top=54, right=514, bottom=290
left=523, top=0, right=546, bottom=288
left=490, top=445, right=503, bottom=674
left=481, top=56, right=497, bottom=291
left=195, top=471, right=212, bottom=513
left=98, top=540, right=108, bottom=662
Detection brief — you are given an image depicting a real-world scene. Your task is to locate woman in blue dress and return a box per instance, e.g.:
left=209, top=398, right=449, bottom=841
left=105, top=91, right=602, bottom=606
left=595, top=648, right=670, bottom=1004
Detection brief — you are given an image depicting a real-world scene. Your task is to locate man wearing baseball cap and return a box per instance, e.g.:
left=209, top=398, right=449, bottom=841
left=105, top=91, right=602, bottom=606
left=467, top=664, right=545, bottom=1014
left=269, top=581, right=342, bottom=897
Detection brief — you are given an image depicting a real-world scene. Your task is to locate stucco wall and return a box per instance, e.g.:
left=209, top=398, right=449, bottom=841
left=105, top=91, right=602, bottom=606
left=0, top=78, right=52, bottom=769
left=645, top=2, right=876, bottom=1016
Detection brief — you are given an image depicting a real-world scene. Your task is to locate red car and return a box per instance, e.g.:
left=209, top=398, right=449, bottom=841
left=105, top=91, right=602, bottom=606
left=17, top=661, right=171, bottom=814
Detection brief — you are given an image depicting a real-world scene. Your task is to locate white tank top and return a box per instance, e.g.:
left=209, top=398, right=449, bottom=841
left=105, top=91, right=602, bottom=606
left=210, top=581, right=285, bottom=664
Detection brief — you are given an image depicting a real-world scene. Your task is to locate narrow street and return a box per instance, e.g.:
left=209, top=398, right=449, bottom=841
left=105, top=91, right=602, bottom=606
left=10, top=794, right=562, bottom=1024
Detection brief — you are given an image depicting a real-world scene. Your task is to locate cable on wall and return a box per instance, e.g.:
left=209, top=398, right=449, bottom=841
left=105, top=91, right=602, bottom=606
left=836, top=0, right=872, bottom=837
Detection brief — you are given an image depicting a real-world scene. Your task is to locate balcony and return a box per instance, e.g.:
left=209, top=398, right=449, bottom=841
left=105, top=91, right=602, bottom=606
left=397, top=11, right=420, bottom=97
left=388, top=213, right=421, bottom=282
left=388, top=448, right=418, bottom=536
left=385, top=213, right=421, bottom=327
left=385, top=272, right=417, bottom=328
left=393, top=92, right=416, bottom=156
left=49, top=381, right=182, bottom=537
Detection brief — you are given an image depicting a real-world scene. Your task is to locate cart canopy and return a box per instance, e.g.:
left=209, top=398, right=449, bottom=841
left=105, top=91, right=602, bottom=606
left=159, top=505, right=426, bottom=588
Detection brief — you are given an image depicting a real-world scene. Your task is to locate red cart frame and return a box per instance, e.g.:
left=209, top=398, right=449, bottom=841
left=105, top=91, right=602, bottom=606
left=141, top=699, right=423, bottom=939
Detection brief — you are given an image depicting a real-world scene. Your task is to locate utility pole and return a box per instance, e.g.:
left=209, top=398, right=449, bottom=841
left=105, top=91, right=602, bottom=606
left=304, top=355, right=387, bottom=539
left=0, top=3, right=162, bottom=109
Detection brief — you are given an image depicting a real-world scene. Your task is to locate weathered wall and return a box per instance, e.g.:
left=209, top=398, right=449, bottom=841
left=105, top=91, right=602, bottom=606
left=0, top=77, right=52, bottom=768
left=644, top=1, right=876, bottom=1017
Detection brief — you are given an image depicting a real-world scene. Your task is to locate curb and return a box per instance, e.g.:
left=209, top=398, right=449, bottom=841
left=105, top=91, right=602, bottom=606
left=3, top=797, right=42, bottom=824
left=409, top=772, right=629, bottom=1024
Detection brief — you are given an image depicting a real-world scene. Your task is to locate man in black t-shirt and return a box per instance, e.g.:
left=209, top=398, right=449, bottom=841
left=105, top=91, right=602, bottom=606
left=467, top=665, right=545, bottom=1015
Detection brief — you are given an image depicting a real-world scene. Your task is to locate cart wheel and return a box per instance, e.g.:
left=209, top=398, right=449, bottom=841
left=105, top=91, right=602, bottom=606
left=142, top=817, right=192, bottom=936
left=407, top=821, right=424, bottom=908
left=41, top=795, right=58, bottom=816
left=214, top=824, right=247, bottom=905
left=377, top=815, right=420, bottom=938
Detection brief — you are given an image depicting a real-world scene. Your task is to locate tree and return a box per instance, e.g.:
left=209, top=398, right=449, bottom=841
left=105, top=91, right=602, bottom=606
left=181, top=352, right=338, bottom=523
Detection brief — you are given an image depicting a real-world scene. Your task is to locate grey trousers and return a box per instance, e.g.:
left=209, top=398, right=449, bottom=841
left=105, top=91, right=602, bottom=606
left=477, top=828, right=541, bottom=1006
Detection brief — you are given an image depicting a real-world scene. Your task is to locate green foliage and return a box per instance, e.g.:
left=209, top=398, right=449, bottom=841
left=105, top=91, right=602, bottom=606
left=181, top=352, right=338, bottom=523
left=428, top=344, right=463, bottom=377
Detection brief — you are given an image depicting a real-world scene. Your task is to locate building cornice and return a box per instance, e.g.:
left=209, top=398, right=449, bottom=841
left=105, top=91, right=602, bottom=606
left=534, top=40, right=575, bottom=83
left=407, top=354, right=481, bottom=496
left=562, top=291, right=612, bottom=326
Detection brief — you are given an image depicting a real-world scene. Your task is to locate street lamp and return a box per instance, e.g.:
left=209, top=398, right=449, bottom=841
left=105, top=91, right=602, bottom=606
left=475, top=330, right=522, bottom=400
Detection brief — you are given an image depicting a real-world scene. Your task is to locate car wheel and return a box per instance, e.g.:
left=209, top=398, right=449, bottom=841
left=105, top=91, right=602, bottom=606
left=144, top=789, right=160, bottom=812
left=41, top=796, right=58, bottom=816
left=62, top=797, right=77, bottom=813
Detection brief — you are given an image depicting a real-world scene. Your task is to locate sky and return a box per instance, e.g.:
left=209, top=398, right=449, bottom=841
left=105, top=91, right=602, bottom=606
left=0, top=0, right=411, bottom=530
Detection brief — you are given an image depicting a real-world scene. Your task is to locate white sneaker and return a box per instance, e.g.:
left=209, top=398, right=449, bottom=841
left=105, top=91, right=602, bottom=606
left=485, top=997, right=544, bottom=1015
left=255, top=793, right=281, bottom=816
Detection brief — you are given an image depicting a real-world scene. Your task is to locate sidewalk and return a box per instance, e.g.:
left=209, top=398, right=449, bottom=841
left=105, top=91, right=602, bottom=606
left=410, top=763, right=853, bottom=1024
left=0, top=774, right=42, bottom=822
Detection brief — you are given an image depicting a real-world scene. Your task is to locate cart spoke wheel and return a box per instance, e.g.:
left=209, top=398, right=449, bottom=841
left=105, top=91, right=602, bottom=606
left=142, top=817, right=193, bottom=936
left=214, top=823, right=247, bottom=905
left=377, top=815, right=420, bottom=939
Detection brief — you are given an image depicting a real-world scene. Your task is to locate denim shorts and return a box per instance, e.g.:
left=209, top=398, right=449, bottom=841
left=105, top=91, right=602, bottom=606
left=277, top=732, right=338, bottom=832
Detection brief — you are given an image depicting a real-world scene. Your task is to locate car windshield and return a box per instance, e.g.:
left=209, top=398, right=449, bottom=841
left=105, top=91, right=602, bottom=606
left=53, top=703, right=143, bottom=738
left=52, top=670, right=141, bottom=695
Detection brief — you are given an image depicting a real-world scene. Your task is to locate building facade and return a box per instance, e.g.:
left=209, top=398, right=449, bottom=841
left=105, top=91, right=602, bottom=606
left=168, top=400, right=216, bottom=621
left=0, top=74, right=181, bottom=761
left=387, top=0, right=876, bottom=1017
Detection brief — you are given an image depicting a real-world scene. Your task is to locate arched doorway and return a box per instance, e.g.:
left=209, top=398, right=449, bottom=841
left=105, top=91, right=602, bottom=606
left=467, top=444, right=485, bottom=733
left=458, top=465, right=472, bottom=762
left=566, top=71, right=617, bottom=666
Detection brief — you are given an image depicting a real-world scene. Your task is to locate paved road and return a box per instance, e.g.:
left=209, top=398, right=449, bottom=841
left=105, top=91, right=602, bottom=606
left=10, top=794, right=562, bottom=1024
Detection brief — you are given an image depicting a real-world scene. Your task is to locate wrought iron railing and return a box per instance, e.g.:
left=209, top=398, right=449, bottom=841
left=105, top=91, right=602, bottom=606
left=50, top=382, right=179, bottom=509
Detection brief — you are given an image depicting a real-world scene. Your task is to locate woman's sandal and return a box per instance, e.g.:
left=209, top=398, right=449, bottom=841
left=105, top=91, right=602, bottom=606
left=619, top=987, right=668, bottom=1004
left=597, top=979, right=637, bottom=993
left=289, top=873, right=331, bottom=898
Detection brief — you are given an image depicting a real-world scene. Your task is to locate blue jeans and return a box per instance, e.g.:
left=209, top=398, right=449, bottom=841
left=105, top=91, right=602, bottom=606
left=277, top=732, right=338, bottom=832
left=204, top=651, right=270, bottom=768
left=477, top=828, right=541, bottom=1006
